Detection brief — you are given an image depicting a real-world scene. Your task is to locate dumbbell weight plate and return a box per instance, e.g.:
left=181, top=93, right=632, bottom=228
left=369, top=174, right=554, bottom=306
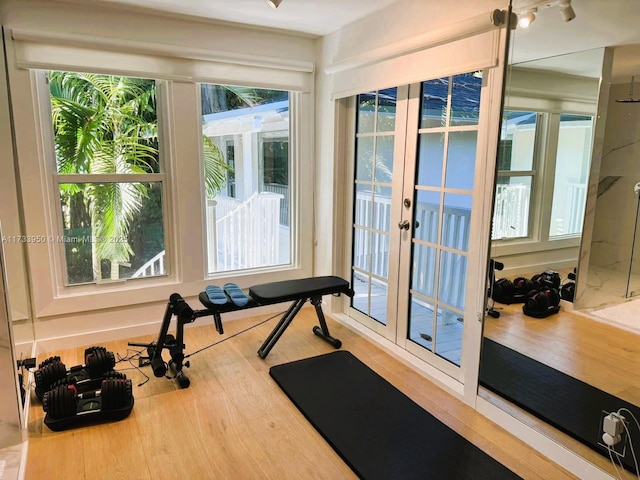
left=35, top=361, right=68, bottom=397
left=43, top=385, right=78, bottom=419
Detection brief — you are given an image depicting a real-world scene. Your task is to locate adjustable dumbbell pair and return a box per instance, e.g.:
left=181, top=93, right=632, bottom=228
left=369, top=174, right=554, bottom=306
left=34, top=346, right=122, bottom=400
left=491, top=276, right=538, bottom=304
left=492, top=270, right=562, bottom=305
left=524, top=287, right=561, bottom=313
left=34, top=346, right=134, bottom=430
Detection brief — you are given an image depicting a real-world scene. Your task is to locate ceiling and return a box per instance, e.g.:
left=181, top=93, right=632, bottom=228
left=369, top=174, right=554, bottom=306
left=82, top=0, right=402, bottom=36
left=56, top=0, right=640, bottom=81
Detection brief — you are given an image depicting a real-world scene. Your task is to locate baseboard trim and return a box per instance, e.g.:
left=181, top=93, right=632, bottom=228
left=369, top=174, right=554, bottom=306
left=32, top=320, right=164, bottom=355
left=331, top=313, right=465, bottom=399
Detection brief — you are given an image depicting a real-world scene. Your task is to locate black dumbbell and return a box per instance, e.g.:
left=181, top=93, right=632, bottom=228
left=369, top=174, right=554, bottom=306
left=42, top=378, right=133, bottom=420
left=34, top=346, right=116, bottom=399
left=525, top=288, right=561, bottom=311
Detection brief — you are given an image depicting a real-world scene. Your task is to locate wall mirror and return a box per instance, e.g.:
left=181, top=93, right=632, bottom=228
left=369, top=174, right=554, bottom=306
left=0, top=28, right=35, bottom=431
left=479, top=11, right=640, bottom=476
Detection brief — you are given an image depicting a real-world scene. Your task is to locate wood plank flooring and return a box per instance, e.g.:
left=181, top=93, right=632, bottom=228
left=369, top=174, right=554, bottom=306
left=24, top=308, right=576, bottom=480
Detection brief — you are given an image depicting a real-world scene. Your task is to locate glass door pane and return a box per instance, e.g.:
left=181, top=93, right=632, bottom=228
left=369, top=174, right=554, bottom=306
left=404, top=73, right=481, bottom=368
left=351, top=89, right=397, bottom=326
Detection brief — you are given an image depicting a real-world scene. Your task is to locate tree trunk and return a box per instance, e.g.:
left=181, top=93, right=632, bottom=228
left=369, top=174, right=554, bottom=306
left=110, top=260, right=119, bottom=280
left=201, top=84, right=228, bottom=115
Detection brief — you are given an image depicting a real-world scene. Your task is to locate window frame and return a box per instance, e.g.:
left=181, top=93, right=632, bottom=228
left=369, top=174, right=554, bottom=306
left=6, top=45, right=313, bottom=318
left=36, top=71, right=170, bottom=287
left=491, top=108, right=595, bottom=258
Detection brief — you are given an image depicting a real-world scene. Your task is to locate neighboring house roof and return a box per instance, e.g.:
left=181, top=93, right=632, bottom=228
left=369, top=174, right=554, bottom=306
left=202, top=99, right=289, bottom=123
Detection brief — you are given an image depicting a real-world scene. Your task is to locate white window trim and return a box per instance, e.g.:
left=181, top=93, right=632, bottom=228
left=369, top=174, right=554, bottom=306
left=492, top=110, right=594, bottom=260
left=5, top=33, right=315, bottom=319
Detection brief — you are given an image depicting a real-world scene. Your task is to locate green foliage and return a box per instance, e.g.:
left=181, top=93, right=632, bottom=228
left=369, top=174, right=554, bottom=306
left=50, top=71, right=159, bottom=280
left=203, top=136, right=230, bottom=198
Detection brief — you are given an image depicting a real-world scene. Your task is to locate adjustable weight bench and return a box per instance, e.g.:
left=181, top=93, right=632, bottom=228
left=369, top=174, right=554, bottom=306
left=129, top=276, right=353, bottom=388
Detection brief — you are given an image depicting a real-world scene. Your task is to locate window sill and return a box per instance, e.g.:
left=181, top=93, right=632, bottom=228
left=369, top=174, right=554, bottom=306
left=491, top=236, right=580, bottom=257
left=35, top=266, right=311, bottom=318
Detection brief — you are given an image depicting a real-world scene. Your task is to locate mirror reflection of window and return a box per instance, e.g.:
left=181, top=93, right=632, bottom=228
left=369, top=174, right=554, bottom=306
left=549, top=114, right=594, bottom=238
left=491, top=110, right=594, bottom=241
left=492, top=111, right=537, bottom=240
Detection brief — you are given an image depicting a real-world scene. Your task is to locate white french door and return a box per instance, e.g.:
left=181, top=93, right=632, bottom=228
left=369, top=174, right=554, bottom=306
left=348, top=71, right=496, bottom=383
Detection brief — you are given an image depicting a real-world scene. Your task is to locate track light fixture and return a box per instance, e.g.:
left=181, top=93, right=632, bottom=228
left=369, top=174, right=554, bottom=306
left=515, top=0, right=576, bottom=28
left=267, top=0, right=282, bottom=8
left=558, top=0, right=576, bottom=22
left=518, top=9, right=537, bottom=28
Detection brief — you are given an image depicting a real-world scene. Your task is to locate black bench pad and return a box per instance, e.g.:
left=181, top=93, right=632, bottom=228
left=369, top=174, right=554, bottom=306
left=198, top=276, right=352, bottom=312
left=249, top=276, right=353, bottom=304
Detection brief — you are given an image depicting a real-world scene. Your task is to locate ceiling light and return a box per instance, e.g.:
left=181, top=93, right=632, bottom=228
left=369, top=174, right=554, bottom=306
left=517, top=10, right=536, bottom=28
left=558, top=0, right=576, bottom=22
left=267, top=0, right=282, bottom=8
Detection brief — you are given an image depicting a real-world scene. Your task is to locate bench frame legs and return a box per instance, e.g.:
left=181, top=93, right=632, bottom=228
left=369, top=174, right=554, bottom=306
left=129, top=295, right=341, bottom=388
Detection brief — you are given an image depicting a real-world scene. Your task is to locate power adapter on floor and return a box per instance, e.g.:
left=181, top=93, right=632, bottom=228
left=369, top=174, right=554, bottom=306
left=602, top=412, right=625, bottom=446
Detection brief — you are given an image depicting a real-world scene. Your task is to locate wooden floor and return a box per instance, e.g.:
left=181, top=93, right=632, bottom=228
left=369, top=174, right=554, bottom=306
left=483, top=302, right=640, bottom=407
left=24, top=308, right=577, bottom=480
left=483, top=301, right=640, bottom=480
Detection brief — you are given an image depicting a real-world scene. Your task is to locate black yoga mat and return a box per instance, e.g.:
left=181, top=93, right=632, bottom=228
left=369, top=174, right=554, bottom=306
left=270, top=350, right=521, bottom=480
left=479, top=337, right=640, bottom=474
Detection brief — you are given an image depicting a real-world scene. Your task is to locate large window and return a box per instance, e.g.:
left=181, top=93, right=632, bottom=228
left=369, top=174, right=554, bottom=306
left=48, top=71, right=166, bottom=285
left=201, top=84, right=292, bottom=274
left=492, top=110, right=593, bottom=242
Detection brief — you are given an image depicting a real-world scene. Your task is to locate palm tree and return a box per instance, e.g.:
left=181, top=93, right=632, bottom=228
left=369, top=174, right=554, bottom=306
left=50, top=72, right=159, bottom=280
left=51, top=73, right=243, bottom=281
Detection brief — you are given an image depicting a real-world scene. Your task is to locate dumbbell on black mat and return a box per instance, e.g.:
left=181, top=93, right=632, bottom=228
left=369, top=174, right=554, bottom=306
left=42, top=378, right=134, bottom=430
left=34, top=346, right=116, bottom=399
left=531, top=270, right=561, bottom=290
left=491, top=276, right=537, bottom=304
left=522, top=287, right=561, bottom=318
left=526, top=288, right=561, bottom=310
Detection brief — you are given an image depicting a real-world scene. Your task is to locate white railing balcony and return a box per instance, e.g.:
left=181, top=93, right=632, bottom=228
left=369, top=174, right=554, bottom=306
left=492, top=184, right=530, bottom=240
left=353, top=190, right=470, bottom=310
left=131, top=250, right=165, bottom=278
left=133, top=192, right=283, bottom=278
left=207, top=191, right=283, bottom=273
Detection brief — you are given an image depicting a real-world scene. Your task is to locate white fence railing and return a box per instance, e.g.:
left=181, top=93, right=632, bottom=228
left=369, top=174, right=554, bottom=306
left=262, top=183, right=289, bottom=226
left=133, top=192, right=282, bottom=278
left=558, top=182, right=587, bottom=235
left=214, top=196, right=242, bottom=218
left=131, top=250, right=165, bottom=278
left=353, top=193, right=392, bottom=278
left=353, top=191, right=470, bottom=310
left=492, top=183, right=587, bottom=239
left=492, top=184, right=530, bottom=239
left=208, top=192, right=283, bottom=272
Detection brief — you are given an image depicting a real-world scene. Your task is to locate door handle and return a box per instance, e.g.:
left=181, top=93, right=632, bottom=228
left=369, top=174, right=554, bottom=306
left=398, top=220, right=410, bottom=230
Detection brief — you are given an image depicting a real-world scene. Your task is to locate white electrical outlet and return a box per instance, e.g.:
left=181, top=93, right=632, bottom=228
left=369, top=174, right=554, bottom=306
left=600, top=412, right=627, bottom=450
left=604, top=412, right=624, bottom=436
